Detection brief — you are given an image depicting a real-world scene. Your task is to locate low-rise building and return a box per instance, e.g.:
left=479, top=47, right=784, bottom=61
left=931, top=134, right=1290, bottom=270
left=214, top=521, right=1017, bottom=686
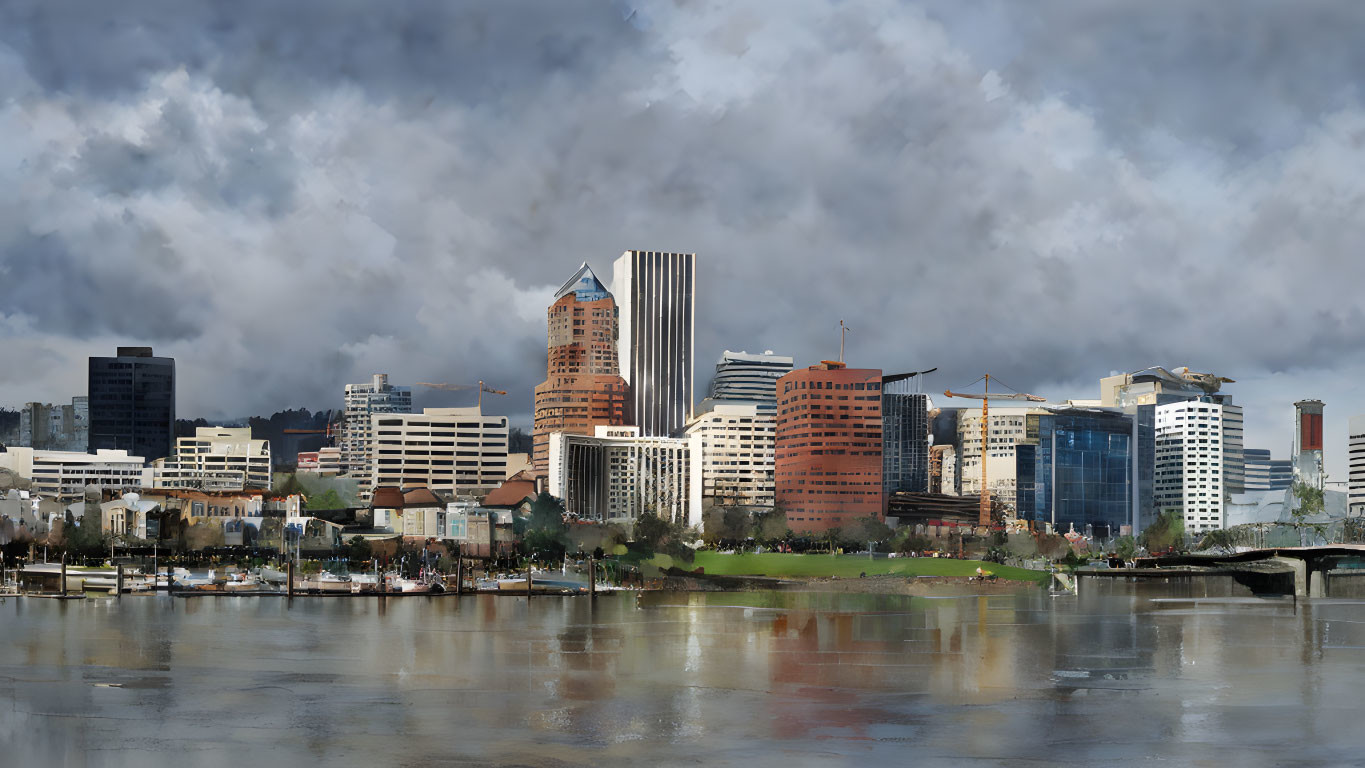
left=548, top=426, right=701, bottom=527
left=0, top=447, right=145, bottom=502
left=145, top=427, right=271, bottom=490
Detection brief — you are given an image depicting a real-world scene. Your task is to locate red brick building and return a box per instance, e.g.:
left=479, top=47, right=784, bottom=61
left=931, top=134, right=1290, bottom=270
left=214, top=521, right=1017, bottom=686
left=775, top=362, right=884, bottom=533
left=532, top=263, right=630, bottom=474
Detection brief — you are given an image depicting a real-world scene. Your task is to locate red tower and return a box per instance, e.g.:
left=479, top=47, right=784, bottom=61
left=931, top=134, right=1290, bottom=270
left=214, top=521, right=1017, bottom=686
left=775, top=362, right=884, bottom=534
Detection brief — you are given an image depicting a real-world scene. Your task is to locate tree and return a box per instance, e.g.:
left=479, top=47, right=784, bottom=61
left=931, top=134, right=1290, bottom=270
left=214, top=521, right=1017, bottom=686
left=752, top=507, right=790, bottom=544
left=345, top=536, right=372, bottom=564
left=1110, top=535, right=1139, bottom=560
left=841, top=516, right=892, bottom=549
left=632, top=512, right=672, bottom=551
left=1140, top=510, right=1185, bottom=553
left=305, top=489, right=346, bottom=511
left=1291, top=479, right=1328, bottom=546
left=521, top=493, right=568, bottom=560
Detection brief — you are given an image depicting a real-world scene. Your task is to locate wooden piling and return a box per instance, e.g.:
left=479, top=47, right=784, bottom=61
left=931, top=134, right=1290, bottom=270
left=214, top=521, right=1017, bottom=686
left=588, top=558, right=596, bottom=598
left=287, top=561, right=295, bottom=597
left=527, top=566, right=533, bottom=598
left=60, top=556, right=67, bottom=597
left=116, top=564, right=124, bottom=599
left=455, top=558, right=464, bottom=596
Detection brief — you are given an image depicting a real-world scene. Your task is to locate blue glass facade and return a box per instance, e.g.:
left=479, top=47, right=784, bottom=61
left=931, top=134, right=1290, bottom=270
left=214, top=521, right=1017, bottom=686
left=1018, top=410, right=1134, bottom=537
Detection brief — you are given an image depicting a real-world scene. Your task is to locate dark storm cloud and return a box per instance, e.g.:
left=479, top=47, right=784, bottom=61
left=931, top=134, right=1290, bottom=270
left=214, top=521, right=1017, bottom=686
left=1, top=0, right=1364, bottom=467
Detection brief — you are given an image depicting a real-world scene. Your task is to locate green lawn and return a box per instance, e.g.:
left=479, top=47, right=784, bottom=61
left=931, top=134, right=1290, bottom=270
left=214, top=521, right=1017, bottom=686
left=652, top=551, right=1048, bottom=583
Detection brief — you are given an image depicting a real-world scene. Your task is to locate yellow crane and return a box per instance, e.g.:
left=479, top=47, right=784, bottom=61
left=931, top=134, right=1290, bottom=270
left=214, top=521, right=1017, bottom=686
left=943, top=375, right=1045, bottom=528
left=417, top=380, right=508, bottom=410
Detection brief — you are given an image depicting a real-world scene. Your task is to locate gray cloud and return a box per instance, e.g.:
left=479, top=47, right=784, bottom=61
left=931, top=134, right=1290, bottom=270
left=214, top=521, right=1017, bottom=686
left=0, top=0, right=1363, bottom=476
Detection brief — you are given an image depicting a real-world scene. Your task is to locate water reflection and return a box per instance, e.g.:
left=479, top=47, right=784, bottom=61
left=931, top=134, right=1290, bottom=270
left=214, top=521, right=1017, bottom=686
left=0, top=586, right=1362, bottom=766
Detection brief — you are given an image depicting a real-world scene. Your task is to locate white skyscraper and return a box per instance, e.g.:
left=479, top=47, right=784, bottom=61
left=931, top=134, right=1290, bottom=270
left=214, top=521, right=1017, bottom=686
left=1350, top=415, right=1365, bottom=515
left=341, top=373, right=412, bottom=480
left=1155, top=399, right=1229, bottom=534
left=612, top=250, right=696, bottom=437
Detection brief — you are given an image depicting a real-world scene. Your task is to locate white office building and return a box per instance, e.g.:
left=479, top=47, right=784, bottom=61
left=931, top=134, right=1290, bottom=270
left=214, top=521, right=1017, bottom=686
left=145, top=427, right=272, bottom=490
left=341, top=373, right=412, bottom=477
left=956, top=405, right=1045, bottom=509
left=549, top=426, right=701, bottom=527
left=612, top=250, right=695, bottom=437
left=371, top=407, right=509, bottom=500
left=0, top=447, right=145, bottom=501
left=685, top=402, right=777, bottom=508
left=705, top=350, right=793, bottom=405
left=1350, top=416, right=1365, bottom=515
left=1155, top=399, right=1229, bottom=533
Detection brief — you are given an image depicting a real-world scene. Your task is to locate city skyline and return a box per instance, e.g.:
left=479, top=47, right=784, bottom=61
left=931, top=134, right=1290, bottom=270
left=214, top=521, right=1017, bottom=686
left=3, top=2, right=1365, bottom=478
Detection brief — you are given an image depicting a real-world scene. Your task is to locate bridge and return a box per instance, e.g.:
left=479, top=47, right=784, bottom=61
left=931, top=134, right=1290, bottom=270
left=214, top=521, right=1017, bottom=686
left=1102, top=545, right=1365, bottom=598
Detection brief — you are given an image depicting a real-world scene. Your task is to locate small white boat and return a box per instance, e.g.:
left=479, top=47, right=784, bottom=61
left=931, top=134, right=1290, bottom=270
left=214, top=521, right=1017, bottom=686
left=318, top=571, right=352, bottom=583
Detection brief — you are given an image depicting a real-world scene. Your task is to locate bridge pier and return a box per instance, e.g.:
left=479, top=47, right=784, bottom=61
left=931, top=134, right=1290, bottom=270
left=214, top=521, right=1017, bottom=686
left=1272, top=557, right=1308, bottom=598
left=1310, top=569, right=1326, bottom=598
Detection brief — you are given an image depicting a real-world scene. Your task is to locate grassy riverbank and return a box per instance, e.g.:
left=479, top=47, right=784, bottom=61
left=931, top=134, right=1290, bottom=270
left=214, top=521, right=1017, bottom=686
left=647, top=551, right=1049, bottom=583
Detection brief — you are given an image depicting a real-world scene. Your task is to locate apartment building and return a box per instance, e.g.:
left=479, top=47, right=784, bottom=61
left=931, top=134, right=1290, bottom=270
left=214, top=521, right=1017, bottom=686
left=145, top=427, right=272, bottom=490
left=341, top=373, right=412, bottom=477
left=1155, top=399, right=1228, bottom=533
left=0, top=447, right=145, bottom=501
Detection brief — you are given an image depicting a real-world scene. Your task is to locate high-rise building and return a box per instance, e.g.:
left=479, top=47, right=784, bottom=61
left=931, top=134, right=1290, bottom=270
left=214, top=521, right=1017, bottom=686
left=19, top=397, right=88, bottom=453
left=775, top=362, right=883, bottom=533
left=532, top=263, right=629, bottom=474
left=341, top=374, right=412, bottom=479
left=371, top=407, right=509, bottom=499
left=1014, top=407, right=1136, bottom=538
left=956, top=404, right=1047, bottom=512
left=612, top=250, right=695, bottom=437
left=548, top=425, right=701, bottom=527
left=882, top=375, right=930, bottom=495
left=705, top=350, right=793, bottom=405
left=1244, top=448, right=1292, bottom=493
left=1349, top=418, right=1365, bottom=514
left=1293, top=400, right=1325, bottom=489
left=88, top=347, right=175, bottom=463
left=1155, top=398, right=1230, bottom=534
left=685, top=401, right=777, bottom=509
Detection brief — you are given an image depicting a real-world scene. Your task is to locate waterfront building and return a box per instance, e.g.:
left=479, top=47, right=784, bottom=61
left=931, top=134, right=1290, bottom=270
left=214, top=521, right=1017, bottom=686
left=1014, top=407, right=1135, bottom=538
left=341, top=374, right=412, bottom=481
left=775, top=362, right=883, bottom=533
left=704, top=350, right=794, bottom=405
left=1350, top=418, right=1365, bottom=515
left=0, top=447, right=144, bottom=502
left=685, top=401, right=777, bottom=509
left=88, top=347, right=175, bottom=462
left=370, top=407, right=509, bottom=500
left=1244, top=448, right=1292, bottom=493
left=955, top=404, right=1048, bottom=512
left=1155, top=398, right=1231, bottom=534
left=1100, top=366, right=1244, bottom=495
left=882, top=376, right=929, bottom=495
left=145, top=427, right=271, bottom=490
left=531, top=263, right=630, bottom=474
left=548, top=425, right=701, bottom=527
left=1294, top=400, right=1325, bottom=489
left=19, top=397, right=88, bottom=453
left=612, top=250, right=696, bottom=436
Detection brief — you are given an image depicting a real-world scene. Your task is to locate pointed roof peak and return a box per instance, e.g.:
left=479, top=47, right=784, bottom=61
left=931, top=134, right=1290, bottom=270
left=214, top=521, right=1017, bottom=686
left=555, top=262, right=611, bottom=301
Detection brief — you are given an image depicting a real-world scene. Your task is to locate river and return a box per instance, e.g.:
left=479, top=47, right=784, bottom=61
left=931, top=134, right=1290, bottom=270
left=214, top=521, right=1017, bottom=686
left=0, top=583, right=1361, bottom=766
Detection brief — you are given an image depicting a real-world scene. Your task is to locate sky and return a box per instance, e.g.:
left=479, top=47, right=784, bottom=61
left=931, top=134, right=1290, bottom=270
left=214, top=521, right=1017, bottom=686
left=2, top=1, right=1365, bottom=478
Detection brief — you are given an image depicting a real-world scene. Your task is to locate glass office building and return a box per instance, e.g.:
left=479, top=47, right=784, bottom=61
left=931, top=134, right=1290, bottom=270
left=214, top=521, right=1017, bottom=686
left=88, top=346, right=176, bottom=463
left=1017, top=408, right=1134, bottom=538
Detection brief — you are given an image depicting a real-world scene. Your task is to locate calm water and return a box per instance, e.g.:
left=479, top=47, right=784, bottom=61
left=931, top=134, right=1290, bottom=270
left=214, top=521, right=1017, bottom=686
left=1, top=584, right=1363, bottom=767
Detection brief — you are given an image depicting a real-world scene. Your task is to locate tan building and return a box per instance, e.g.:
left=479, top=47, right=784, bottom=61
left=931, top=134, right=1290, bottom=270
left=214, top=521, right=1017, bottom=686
left=146, top=427, right=271, bottom=490
left=371, top=408, right=509, bottom=500
left=0, top=447, right=144, bottom=502
left=685, top=402, right=777, bottom=509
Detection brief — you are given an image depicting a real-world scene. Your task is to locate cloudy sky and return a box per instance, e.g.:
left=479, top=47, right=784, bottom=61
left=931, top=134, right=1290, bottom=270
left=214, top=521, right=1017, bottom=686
left=2, top=1, right=1364, bottom=477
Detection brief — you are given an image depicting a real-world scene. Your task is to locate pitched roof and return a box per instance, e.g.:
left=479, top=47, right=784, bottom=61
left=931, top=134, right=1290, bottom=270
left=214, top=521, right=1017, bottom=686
left=482, top=477, right=537, bottom=508
left=369, top=486, right=405, bottom=509
left=553, top=262, right=610, bottom=301
left=402, top=487, right=445, bottom=508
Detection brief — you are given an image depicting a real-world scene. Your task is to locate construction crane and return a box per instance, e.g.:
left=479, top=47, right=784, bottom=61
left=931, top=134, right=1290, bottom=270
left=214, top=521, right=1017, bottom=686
left=417, top=380, right=508, bottom=410
left=943, top=375, right=1045, bottom=528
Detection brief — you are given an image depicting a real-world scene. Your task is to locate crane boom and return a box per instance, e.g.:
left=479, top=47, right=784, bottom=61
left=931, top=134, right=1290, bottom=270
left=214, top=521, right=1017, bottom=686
left=417, top=380, right=507, bottom=409
left=942, top=375, right=1045, bottom=528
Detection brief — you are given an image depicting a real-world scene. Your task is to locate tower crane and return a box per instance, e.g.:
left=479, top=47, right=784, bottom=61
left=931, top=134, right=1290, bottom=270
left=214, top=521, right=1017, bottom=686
left=417, top=380, right=508, bottom=410
left=943, top=375, right=1045, bottom=528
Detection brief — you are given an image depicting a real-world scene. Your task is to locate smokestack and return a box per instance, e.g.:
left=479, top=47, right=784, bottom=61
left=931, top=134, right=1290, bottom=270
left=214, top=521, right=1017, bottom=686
left=1293, top=399, right=1325, bottom=489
